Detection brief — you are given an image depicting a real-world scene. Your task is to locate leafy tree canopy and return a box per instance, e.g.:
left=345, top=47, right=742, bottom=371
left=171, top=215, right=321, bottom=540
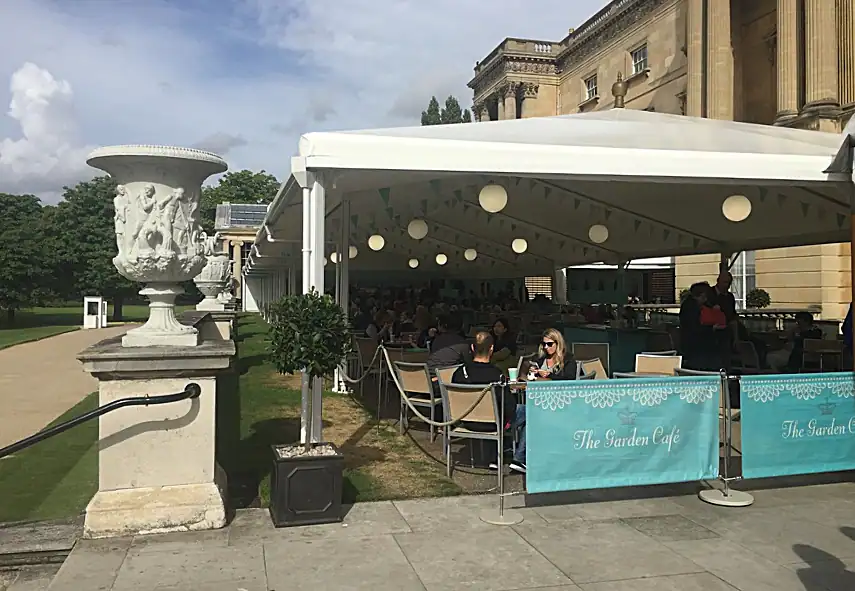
left=47, top=176, right=138, bottom=318
left=200, top=169, right=280, bottom=233
left=0, top=193, right=52, bottom=319
left=422, top=95, right=472, bottom=125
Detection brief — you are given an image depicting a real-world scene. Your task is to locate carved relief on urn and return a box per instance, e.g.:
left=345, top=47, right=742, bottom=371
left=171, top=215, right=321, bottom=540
left=88, top=145, right=228, bottom=347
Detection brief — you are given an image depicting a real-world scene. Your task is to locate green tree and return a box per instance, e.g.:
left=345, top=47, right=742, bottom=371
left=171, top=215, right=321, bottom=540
left=421, top=96, right=442, bottom=126
left=422, top=95, right=472, bottom=125
left=48, top=176, right=138, bottom=320
left=0, top=194, right=52, bottom=322
left=199, top=170, right=280, bottom=234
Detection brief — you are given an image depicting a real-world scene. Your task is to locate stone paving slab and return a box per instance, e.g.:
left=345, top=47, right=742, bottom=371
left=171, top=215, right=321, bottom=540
left=36, top=482, right=855, bottom=590
left=0, top=520, right=81, bottom=568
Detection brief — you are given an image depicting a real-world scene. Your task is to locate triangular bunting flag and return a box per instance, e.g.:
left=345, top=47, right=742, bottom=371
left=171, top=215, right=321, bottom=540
left=378, top=187, right=390, bottom=205
left=800, top=202, right=809, bottom=216
left=511, top=224, right=517, bottom=231
left=759, top=187, right=767, bottom=202
left=604, top=209, right=612, bottom=221
left=583, top=247, right=589, bottom=256
left=559, top=240, right=566, bottom=249
left=634, top=220, right=641, bottom=232
left=574, top=198, right=580, bottom=210
left=663, top=229, right=670, bottom=241
left=693, top=238, right=700, bottom=249
left=429, top=180, right=441, bottom=195
left=454, top=189, right=462, bottom=202
left=544, top=187, right=552, bottom=200
left=535, top=232, right=541, bottom=240
left=837, top=213, right=846, bottom=228
left=420, top=199, right=428, bottom=214
left=515, top=178, right=522, bottom=186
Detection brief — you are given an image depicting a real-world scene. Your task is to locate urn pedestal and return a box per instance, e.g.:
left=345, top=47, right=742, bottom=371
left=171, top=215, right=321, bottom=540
left=86, top=145, right=227, bottom=347
left=194, top=254, right=231, bottom=312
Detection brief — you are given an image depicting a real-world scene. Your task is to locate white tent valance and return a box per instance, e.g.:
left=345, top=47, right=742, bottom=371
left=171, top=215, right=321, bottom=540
left=248, top=109, right=851, bottom=277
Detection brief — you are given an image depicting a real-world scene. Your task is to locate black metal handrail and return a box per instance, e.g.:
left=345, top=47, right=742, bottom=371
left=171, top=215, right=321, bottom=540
left=0, top=383, right=202, bottom=460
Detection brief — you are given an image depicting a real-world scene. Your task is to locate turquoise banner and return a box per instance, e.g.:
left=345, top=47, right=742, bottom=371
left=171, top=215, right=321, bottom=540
left=740, top=373, right=855, bottom=479
left=526, top=377, right=720, bottom=494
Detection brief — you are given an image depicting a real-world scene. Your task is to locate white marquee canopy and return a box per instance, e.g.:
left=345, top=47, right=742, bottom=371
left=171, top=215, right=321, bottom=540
left=247, top=109, right=851, bottom=280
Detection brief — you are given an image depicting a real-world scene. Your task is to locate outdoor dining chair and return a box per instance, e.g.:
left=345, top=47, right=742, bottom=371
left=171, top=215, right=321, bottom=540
left=437, top=377, right=502, bottom=488
left=572, top=342, right=610, bottom=375
left=393, top=361, right=439, bottom=442
left=578, top=358, right=609, bottom=379
left=434, top=365, right=462, bottom=386
left=635, top=353, right=682, bottom=375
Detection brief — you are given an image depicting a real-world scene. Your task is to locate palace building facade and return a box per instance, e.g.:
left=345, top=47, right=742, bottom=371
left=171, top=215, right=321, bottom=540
left=468, top=0, right=855, bottom=319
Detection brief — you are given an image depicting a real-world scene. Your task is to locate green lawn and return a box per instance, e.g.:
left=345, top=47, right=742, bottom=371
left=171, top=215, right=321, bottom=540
left=0, top=304, right=192, bottom=350
left=0, top=393, right=99, bottom=523
left=0, top=313, right=459, bottom=524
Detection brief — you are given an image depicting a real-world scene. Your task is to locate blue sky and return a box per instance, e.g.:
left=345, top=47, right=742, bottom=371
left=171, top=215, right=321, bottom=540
left=0, top=0, right=607, bottom=201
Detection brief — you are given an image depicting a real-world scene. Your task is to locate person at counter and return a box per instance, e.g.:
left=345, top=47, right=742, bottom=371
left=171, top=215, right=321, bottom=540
left=680, top=282, right=726, bottom=371
left=531, top=328, right=576, bottom=381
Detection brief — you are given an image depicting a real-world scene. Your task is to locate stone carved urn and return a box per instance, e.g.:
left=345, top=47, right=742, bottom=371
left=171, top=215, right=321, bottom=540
left=194, top=237, right=232, bottom=311
left=86, top=145, right=228, bottom=347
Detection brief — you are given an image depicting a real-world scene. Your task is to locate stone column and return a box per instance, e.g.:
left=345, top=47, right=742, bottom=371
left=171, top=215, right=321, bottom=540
left=775, top=0, right=800, bottom=123
left=503, top=83, right=518, bottom=120
left=232, top=240, right=243, bottom=297
left=804, top=0, right=839, bottom=111
left=839, top=0, right=855, bottom=107
left=520, top=83, right=539, bottom=118
left=497, top=90, right=506, bottom=120
left=706, top=0, right=734, bottom=120
left=686, top=0, right=704, bottom=117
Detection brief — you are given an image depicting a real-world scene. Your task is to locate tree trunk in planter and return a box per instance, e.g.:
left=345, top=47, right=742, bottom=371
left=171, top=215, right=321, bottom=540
left=269, top=443, right=344, bottom=527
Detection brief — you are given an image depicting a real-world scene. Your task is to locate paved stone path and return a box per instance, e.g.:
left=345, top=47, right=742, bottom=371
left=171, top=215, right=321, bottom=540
left=0, top=326, right=129, bottom=450
left=8, top=479, right=855, bottom=590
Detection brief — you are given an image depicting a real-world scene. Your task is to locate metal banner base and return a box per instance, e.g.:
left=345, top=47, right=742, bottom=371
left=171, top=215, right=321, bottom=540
left=479, top=508, right=524, bottom=526
left=699, top=488, right=754, bottom=507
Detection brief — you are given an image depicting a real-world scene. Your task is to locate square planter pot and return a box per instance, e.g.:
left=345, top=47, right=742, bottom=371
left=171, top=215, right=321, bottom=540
left=269, top=442, right=345, bottom=527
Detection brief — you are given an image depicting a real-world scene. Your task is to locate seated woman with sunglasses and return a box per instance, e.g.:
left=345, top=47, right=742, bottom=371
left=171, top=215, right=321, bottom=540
left=531, top=328, right=576, bottom=381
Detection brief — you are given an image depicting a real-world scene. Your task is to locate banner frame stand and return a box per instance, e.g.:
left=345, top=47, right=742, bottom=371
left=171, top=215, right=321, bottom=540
left=480, top=380, right=524, bottom=526
left=698, top=371, right=754, bottom=507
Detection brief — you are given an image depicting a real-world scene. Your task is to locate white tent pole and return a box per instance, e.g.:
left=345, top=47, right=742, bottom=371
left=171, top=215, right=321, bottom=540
left=300, top=185, right=312, bottom=445
left=310, top=175, right=326, bottom=443
left=333, top=198, right=347, bottom=393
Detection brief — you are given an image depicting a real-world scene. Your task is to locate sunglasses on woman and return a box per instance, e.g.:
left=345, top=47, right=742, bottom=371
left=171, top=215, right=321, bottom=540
left=542, top=341, right=556, bottom=348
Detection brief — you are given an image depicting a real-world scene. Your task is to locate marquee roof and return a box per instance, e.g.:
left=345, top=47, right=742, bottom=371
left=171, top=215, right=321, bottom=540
left=247, top=109, right=851, bottom=278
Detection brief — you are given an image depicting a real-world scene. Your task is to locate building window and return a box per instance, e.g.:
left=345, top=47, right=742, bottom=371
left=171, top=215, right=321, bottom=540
left=525, top=276, right=553, bottom=300
left=631, top=44, right=648, bottom=74
left=730, top=251, right=757, bottom=310
left=584, top=75, right=598, bottom=100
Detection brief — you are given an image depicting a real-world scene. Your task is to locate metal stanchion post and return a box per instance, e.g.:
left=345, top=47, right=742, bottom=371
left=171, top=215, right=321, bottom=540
left=699, top=371, right=754, bottom=507
left=480, top=377, right=524, bottom=526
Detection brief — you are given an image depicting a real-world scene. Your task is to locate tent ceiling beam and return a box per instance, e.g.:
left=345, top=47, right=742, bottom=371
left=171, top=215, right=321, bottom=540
left=533, top=179, right=719, bottom=245
left=423, top=218, right=555, bottom=264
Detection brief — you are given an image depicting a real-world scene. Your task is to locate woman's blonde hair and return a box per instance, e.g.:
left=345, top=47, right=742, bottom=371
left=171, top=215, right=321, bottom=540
left=538, top=328, right=567, bottom=370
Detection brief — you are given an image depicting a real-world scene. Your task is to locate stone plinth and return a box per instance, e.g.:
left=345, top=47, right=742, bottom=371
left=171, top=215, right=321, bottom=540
left=77, top=315, right=235, bottom=539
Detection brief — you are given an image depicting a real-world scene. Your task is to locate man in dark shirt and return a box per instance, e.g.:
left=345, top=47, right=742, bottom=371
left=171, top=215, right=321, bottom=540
left=451, top=332, right=526, bottom=473
left=710, top=271, right=738, bottom=324
left=426, top=314, right=469, bottom=373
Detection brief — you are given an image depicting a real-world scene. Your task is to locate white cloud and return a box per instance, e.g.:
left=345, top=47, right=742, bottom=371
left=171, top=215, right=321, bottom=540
left=0, top=62, right=93, bottom=198
left=0, top=0, right=607, bottom=202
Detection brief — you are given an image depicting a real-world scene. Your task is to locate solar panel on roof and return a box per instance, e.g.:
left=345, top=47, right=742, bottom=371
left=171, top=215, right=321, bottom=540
left=214, top=203, right=268, bottom=230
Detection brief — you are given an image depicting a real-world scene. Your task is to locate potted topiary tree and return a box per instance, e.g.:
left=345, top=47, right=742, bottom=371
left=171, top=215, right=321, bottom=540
left=266, top=289, right=352, bottom=527
left=746, top=288, right=771, bottom=309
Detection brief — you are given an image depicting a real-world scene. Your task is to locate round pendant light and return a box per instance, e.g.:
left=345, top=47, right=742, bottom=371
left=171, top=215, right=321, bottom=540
left=511, top=238, right=528, bottom=254
left=330, top=252, right=339, bottom=263
left=464, top=248, right=478, bottom=261
left=435, top=253, right=448, bottom=265
left=479, top=183, right=508, bottom=213
left=722, top=194, right=752, bottom=222
left=368, top=234, right=385, bottom=251
left=323, top=257, right=328, bottom=266
left=408, top=258, right=419, bottom=269
left=348, top=245, right=358, bottom=259
left=588, top=224, right=609, bottom=244
left=407, top=218, right=429, bottom=240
